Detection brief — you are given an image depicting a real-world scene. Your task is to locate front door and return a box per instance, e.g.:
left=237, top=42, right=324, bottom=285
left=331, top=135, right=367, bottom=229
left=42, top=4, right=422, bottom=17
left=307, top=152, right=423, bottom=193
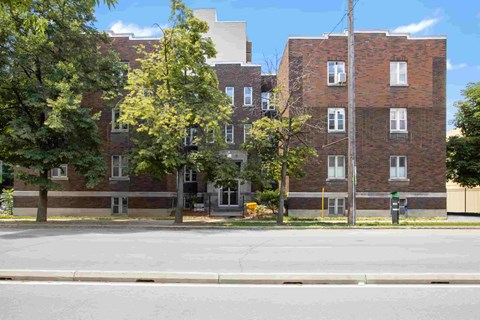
left=219, top=182, right=239, bottom=206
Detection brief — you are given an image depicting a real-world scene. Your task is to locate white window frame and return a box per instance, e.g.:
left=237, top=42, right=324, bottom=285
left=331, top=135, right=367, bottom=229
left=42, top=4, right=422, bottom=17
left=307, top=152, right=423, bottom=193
left=328, top=198, right=345, bottom=216
left=112, top=108, right=128, bottom=132
left=51, top=164, right=68, bottom=180
left=111, top=155, right=129, bottom=179
left=184, top=168, right=197, bottom=183
left=111, top=197, right=128, bottom=215
left=225, top=124, right=234, bottom=144
left=243, top=124, right=252, bottom=142
left=244, top=87, right=252, bottom=106
left=390, top=108, right=407, bottom=132
left=390, top=156, right=407, bottom=180
left=328, top=108, right=346, bottom=132
left=262, top=92, right=275, bottom=111
left=328, top=155, right=345, bottom=179
left=225, top=87, right=234, bottom=106
left=390, top=61, right=408, bottom=86
left=327, top=61, right=346, bottom=85
left=184, top=127, right=198, bottom=146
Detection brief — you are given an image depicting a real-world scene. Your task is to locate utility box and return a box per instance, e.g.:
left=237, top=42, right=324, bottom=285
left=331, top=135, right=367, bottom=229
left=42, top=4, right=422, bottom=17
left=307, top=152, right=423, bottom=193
left=391, top=191, right=400, bottom=224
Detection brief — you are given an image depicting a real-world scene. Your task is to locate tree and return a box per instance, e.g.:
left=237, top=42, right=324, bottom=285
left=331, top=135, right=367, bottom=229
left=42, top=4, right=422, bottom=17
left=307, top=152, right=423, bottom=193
left=0, top=0, right=125, bottom=221
left=119, top=0, right=232, bottom=223
left=447, top=82, right=480, bottom=187
left=243, top=83, right=318, bottom=224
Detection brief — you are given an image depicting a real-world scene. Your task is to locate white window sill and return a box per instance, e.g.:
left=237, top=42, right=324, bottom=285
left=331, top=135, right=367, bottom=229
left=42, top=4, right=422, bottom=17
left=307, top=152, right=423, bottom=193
left=51, top=177, right=69, bottom=181
left=390, top=131, right=408, bottom=134
left=109, top=177, right=130, bottom=181
left=328, top=83, right=346, bottom=87
left=390, top=84, right=408, bottom=87
left=326, top=178, right=346, bottom=182
left=243, top=104, right=253, bottom=107
left=328, top=130, right=346, bottom=134
left=184, top=181, right=198, bottom=183
left=389, top=178, right=410, bottom=182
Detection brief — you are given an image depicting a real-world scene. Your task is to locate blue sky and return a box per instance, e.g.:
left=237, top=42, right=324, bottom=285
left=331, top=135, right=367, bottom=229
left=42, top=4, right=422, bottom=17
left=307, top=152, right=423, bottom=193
left=94, top=0, right=480, bottom=130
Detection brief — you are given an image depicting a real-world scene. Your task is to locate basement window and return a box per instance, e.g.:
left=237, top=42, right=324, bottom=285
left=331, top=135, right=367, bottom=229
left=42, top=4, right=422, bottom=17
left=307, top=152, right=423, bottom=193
left=328, top=198, right=345, bottom=215
left=112, top=197, right=128, bottom=215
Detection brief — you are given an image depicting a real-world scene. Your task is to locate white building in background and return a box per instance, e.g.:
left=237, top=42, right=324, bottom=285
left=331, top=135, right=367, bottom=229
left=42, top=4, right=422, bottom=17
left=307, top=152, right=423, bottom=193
left=193, top=9, right=251, bottom=64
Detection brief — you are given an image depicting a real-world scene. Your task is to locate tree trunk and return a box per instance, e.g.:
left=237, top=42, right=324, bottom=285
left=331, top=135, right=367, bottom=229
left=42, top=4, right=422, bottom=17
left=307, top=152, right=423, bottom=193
left=175, top=165, right=185, bottom=224
left=277, top=162, right=287, bottom=224
left=36, top=170, right=48, bottom=222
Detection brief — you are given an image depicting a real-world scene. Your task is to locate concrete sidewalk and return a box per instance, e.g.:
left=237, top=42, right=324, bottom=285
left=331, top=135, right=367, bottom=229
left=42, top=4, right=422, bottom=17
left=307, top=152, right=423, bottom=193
left=2, top=269, right=480, bottom=285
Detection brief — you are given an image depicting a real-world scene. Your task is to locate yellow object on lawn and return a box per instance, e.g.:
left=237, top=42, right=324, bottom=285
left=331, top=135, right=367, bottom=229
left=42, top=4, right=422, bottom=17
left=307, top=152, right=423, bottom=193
left=246, top=202, right=258, bottom=211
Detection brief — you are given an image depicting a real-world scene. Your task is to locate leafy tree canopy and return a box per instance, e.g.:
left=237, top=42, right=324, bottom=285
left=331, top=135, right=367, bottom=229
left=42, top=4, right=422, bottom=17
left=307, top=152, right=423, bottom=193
left=0, top=0, right=125, bottom=220
left=447, top=82, right=480, bottom=188
left=119, top=0, right=233, bottom=222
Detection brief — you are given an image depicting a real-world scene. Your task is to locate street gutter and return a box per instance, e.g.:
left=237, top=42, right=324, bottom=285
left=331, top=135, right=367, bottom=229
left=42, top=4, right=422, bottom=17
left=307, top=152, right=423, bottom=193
left=1, top=270, right=480, bottom=285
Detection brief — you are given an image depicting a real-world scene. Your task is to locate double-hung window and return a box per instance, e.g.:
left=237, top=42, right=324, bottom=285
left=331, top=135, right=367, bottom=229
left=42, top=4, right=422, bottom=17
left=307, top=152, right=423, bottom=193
left=328, top=61, right=346, bottom=85
left=328, top=155, right=345, bottom=179
left=390, top=108, right=407, bottom=132
left=390, top=61, right=407, bottom=86
left=184, top=168, right=197, bottom=183
left=261, top=92, right=274, bottom=111
left=52, top=164, right=68, bottom=179
left=225, top=124, right=234, bottom=144
left=328, top=198, right=345, bottom=215
left=112, top=108, right=128, bottom=132
left=244, top=124, right=252, bottom=142
left=226, top=87, right=234, bottom=106
left=328, top=108, right=345, bottom=132
left=112, top=197, right=128, bottom=215
left=184, top=128, right=198, bottom=146
left=390, top=156, right=407, bottom=179
left=112, top=155, right=128, bottom=179
left=244, top=87, right=252, bottom=106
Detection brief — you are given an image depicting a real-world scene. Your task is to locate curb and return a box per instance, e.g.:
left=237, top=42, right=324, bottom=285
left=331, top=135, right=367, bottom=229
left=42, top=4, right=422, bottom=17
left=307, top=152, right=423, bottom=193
left=2, top=270, right=480, bottom=285
left=1, top=223, right=480, bottom=230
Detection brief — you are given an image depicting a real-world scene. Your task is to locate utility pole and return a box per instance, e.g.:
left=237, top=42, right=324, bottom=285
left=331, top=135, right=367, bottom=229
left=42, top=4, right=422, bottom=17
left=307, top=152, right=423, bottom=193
left=347, top=0, right=357, bottom=225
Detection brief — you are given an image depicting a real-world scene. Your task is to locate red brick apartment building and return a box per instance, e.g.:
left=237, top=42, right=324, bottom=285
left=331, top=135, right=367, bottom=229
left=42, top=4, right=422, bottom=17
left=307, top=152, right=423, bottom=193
left=280, top=31, right=446, bottom=217
left=13, top=10, right=447, bottom=218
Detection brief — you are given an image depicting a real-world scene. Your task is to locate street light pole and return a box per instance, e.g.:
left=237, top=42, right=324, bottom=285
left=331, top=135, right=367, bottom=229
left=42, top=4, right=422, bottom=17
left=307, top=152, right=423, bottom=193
left=347, top=0, right=357, bottom=225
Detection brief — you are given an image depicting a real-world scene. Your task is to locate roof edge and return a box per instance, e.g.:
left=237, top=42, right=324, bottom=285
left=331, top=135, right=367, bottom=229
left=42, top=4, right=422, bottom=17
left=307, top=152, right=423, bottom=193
left=288, top=30, right=446, bottom=40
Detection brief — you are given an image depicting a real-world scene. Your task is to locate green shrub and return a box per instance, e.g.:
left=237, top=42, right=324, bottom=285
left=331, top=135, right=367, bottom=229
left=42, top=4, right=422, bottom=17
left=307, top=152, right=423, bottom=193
left=256, top=189, right=281, bottom=214
left=0, top=188, right=14, bottom=215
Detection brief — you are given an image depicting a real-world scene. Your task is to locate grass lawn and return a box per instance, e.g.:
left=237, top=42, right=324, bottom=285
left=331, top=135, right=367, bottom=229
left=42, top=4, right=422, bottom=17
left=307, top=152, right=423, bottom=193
left=1, top=213, right=479, bottom=227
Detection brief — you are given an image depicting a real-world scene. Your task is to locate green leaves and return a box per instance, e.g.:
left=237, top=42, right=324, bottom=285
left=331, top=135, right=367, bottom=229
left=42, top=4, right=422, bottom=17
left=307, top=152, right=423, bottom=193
left=447, top=82, right=480, bottom=187
left=0, top=0, right=121, bottom=192
left=119, top=0, right=231, bottom=181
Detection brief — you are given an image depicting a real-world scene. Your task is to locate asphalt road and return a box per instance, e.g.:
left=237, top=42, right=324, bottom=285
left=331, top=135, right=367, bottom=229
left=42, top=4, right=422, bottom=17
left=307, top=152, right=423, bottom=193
left=1, top=282, right=479, bottom=320
left=1, top=228, right=480, bottom=273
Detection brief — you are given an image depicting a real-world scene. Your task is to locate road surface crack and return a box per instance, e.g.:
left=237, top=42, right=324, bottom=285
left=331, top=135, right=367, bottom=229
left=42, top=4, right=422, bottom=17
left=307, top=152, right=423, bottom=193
left=238, top=239, right=271, bottom=272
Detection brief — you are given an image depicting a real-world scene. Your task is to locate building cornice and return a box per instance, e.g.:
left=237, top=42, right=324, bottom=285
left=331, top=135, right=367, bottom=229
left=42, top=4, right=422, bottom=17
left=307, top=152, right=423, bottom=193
left=289, top=30, right=446, bottom=41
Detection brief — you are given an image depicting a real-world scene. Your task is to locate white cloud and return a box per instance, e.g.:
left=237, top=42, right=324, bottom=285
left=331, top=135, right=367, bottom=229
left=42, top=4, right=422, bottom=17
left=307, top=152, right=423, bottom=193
left=447, top=59, right=467, bottom=71
left=109, top=20, right=162, bottom=37
left=393, top=18, right=439, bottom=34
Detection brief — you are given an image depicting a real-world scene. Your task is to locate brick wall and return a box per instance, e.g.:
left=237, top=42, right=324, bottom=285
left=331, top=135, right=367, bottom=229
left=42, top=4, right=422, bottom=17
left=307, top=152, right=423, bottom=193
left=278, top=32, right=446, bottom=214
